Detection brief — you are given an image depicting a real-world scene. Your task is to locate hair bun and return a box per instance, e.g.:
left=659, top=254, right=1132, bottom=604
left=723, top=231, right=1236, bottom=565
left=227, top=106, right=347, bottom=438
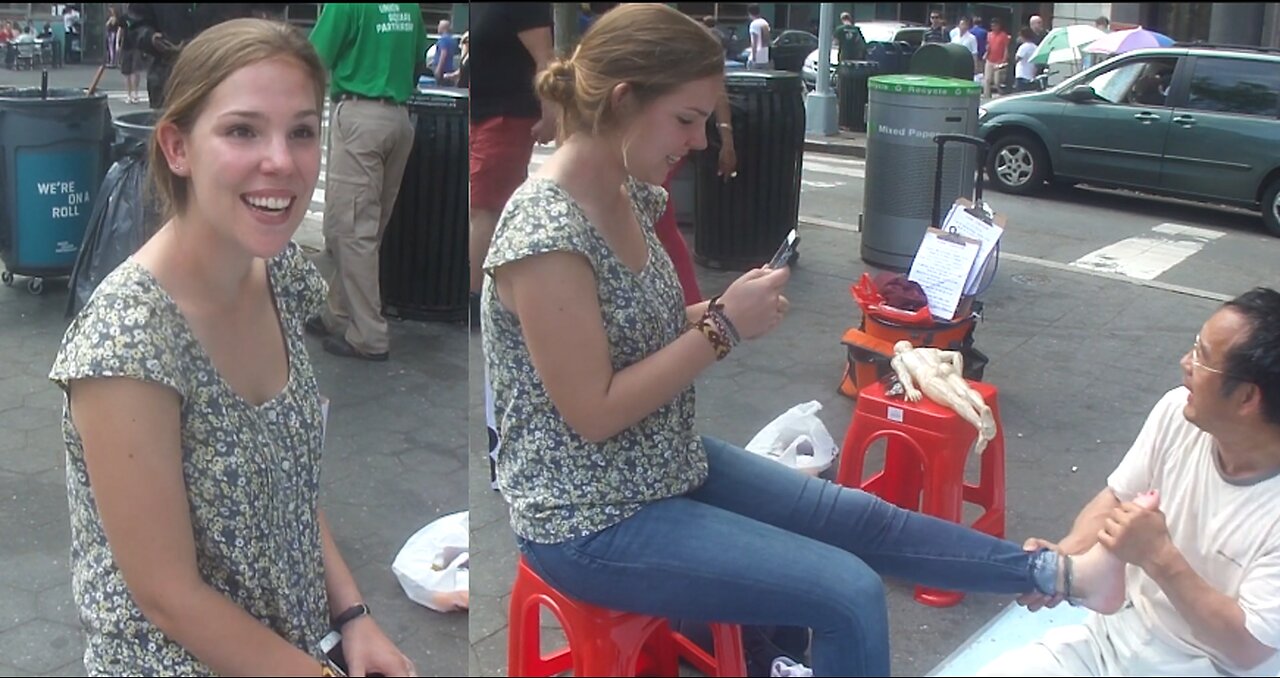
left=536, top=59, right=576, bottom=106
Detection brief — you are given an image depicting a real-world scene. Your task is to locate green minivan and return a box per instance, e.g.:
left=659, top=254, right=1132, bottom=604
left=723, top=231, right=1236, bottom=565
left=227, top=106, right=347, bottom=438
left=977, top=45, right=1280, bottom=236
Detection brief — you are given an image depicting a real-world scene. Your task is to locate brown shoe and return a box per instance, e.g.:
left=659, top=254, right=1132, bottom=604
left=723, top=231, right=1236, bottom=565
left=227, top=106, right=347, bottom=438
left=322, top=335, right=389, bottom=362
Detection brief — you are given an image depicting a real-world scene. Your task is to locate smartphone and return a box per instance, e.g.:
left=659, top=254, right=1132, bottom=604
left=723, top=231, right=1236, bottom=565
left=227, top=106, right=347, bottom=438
left=768, top=229, right=800, bottom=269
left=320, top=630, right=348, bottom=677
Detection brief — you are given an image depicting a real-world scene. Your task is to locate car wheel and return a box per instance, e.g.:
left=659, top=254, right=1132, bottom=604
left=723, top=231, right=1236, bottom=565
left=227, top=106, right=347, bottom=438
left=1260, top=178, right=1280, bottom=237
left=988, top=134, right=1048, bottom=195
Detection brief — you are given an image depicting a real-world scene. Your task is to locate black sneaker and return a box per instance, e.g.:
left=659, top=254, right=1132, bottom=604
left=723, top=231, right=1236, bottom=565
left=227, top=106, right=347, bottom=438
left=322, top=335, right=389, bottom=362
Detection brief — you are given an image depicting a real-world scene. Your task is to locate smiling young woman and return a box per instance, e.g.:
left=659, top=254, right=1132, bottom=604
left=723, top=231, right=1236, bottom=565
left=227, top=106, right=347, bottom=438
left=48, top=18, right=413, bottom=677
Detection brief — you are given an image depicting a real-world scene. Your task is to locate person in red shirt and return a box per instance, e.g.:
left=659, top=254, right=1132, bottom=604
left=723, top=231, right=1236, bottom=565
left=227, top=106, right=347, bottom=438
left=983, top=17, right=1011, bottom=98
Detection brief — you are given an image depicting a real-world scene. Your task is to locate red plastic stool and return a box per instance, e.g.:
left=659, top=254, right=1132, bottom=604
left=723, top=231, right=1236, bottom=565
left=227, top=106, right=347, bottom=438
left=508, top=555, right=748, bottom=677
left=835, top=379, right=1006, bottom=607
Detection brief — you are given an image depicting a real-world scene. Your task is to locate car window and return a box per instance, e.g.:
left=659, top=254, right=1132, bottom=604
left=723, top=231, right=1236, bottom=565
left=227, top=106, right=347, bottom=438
left=1085, top=58, right=1178, bottom=107
left=858, top=24, right=899, bottom=43
left=1185, top=57, right=1280, bottom=117
left=896, top=29, right=925, bottom=47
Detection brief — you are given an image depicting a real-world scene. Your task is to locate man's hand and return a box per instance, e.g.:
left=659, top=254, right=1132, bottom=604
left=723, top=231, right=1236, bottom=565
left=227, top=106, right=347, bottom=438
left=151, top=32, right=180, bottom=54
left=1015, top=538, right=1068, bottom=611
left=1098, top=501, right=1174, bottom=570
left=717, top=139, right=737, bottom=180
left=531, top=103, right=556, bottom=145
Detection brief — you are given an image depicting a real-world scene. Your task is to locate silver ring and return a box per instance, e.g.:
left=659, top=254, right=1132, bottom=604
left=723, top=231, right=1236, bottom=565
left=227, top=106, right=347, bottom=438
left=730, top=171, right=738, bottom=178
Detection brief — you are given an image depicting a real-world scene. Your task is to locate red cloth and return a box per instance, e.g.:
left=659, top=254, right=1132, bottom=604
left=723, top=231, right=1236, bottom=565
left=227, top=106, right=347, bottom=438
left=872, top=272, right=928, bottom=311
left=986, top=30, right=1010, bottom=64
left=468, top=116, right=537, bottom=212
left=655, top=157, right=702, bottom=304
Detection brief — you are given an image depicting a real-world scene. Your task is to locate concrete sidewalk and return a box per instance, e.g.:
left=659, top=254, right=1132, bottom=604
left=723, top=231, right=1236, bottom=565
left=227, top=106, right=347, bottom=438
left=468, top=220, right=1217, bottom=676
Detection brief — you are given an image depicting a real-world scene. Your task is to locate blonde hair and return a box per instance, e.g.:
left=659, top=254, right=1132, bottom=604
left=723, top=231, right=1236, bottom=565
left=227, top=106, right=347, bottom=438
left=535, top=3, right=724, bottom=139
left=148, top=18, right=326, bottom=221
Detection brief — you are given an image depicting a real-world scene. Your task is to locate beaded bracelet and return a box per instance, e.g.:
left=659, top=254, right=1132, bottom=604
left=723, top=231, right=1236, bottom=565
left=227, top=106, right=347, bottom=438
left=688, top=315, right=733, bottom=360
left=706, top=295, right=741, bottom=346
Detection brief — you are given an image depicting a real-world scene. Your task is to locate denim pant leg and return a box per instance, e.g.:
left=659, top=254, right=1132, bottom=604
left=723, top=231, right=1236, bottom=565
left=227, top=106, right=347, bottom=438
left=689, top=436, right=1058, bottom=596
left=519, top=498, right=893, bottom=676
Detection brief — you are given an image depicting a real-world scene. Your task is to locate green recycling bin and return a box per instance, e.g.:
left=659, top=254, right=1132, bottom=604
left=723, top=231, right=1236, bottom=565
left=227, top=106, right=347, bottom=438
left=861, top=75, right=980, bottom=271
left=910, top=42, right=977, bottom=81
left=0, top=88, right=111, bottom=294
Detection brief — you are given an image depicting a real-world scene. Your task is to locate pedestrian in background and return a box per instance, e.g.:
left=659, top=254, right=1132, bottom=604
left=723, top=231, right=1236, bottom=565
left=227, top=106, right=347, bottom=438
left=1015, top=27, right=1039, bottom=91
left=746, top=3, right=771, bottom=69
left=430, top=19, right=457, bottom=82
left=467, top=2, right=555, bottom=327
left=49, top=19, right=412, bottom=676
left=126, top=3, right=285, bottom=109
left=983, top=18, right=1010, bottom=98
left=105, top=6, right=120, bottom=67
left=306, top=2, right=425, bottom=361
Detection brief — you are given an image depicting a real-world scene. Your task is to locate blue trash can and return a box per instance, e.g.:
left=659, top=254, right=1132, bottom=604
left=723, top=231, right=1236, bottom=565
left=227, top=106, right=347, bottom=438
left=0, top=88, right=111, bottom=294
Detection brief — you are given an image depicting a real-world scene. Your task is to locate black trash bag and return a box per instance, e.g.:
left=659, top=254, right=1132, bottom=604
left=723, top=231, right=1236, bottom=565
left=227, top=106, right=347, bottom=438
left=65, top=148, right=159, bottom=318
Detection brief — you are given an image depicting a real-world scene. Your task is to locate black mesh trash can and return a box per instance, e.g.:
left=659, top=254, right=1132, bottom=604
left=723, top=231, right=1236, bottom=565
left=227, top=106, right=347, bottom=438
left=836, top=60, right=880, bottom=132
left=693, top=71, right=804, bottom=270
left=379, top=87, right=468, bottom=323
left=0, top=88, right=111, bottom=295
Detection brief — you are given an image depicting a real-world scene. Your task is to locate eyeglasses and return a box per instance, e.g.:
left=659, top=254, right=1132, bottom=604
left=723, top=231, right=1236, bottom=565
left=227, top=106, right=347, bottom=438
left=1190, top=334, right=1239, bottom=378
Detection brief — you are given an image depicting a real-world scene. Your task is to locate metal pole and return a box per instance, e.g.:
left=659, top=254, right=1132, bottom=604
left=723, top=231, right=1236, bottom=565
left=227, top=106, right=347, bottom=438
left=553, top=3, right=580, bottom=59
left=805, top=3, right=838, bottom=136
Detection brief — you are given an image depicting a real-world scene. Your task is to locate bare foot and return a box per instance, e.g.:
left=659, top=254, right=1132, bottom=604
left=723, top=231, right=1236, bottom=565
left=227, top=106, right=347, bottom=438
left=1065, top=490, right=1160, bottom=614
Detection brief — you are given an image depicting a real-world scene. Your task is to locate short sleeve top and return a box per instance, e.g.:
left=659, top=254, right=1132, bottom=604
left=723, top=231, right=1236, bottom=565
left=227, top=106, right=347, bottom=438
left=481, top=177, right=708, bottom=544
left=48, top=243, right=332, bottom=676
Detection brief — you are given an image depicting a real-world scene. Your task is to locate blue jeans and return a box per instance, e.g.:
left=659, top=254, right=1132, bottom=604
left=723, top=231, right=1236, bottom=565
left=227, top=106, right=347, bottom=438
left=518, top=436, right=1060, bottom=677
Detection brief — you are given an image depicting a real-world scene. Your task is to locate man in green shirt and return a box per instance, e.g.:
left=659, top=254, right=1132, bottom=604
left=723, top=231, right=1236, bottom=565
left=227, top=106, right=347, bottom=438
left=308, top=3, right=426, bottom=361
left=835, top=12, right=866, bottom=62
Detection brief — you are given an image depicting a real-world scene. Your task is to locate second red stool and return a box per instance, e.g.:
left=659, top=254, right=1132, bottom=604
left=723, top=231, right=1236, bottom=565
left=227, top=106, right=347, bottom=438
left=836, top=379, right=1006, bottom=607
left=507, top=555, right=748, bottom=676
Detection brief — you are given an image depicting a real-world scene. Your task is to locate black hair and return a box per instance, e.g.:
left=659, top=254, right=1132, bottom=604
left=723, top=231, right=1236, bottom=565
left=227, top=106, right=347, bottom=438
left=1221, top=287, right=1280, bottom=426
left=747, top=4, right=761, bottom=17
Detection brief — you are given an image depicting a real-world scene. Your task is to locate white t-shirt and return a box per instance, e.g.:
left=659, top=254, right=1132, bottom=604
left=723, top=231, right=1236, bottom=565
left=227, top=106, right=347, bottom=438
left=1015, top=41, right=1037, bottom=80
left=1099, top=387, right=1280, bottom=676
left=954, top=31, right=978, bottom=56
left=749, top=17, right=770, bottom=64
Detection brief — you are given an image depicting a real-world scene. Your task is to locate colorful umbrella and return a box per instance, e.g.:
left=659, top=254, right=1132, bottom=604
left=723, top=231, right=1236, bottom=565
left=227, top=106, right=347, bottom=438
left=1030, top=25, right=1106, bottom=66
left=1083, top=27, right=1175, bottom=54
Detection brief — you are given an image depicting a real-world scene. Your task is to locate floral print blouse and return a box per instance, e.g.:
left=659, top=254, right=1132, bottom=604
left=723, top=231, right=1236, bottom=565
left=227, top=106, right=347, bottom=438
left=482, top=177, right=708, bottom=544
left=48, top=243, right=331, bottom=676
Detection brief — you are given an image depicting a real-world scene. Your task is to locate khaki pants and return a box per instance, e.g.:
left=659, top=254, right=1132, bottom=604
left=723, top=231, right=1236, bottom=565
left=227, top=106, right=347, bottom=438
left=321, top=98, right=415, bottom=354
left=983, top=59, right=1001, bottom=97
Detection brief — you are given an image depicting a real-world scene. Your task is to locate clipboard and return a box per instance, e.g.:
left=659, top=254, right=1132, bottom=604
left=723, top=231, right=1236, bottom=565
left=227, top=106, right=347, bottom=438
left=943, top=198, right=1006, bottom=296
left=908, top=227, right=983, bottom=321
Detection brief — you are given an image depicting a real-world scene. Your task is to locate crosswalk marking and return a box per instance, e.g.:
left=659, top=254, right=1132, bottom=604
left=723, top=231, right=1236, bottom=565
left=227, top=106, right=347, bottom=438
left=1070, top=222, right=1224, bottom=280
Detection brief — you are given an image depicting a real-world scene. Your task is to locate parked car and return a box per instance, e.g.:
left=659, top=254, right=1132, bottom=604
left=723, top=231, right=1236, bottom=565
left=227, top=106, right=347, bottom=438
left=977, top=44, right=1280, bottom=236
left=733, top=29, right=818, bottom=72
left=802, top=21, right=926, bottom=87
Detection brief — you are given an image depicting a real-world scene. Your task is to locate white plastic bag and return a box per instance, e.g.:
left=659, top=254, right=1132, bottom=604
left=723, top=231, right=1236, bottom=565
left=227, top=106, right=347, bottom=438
left=744, top=401, right=839, bottom=476
left=392, top=510, right=469, bottom=613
